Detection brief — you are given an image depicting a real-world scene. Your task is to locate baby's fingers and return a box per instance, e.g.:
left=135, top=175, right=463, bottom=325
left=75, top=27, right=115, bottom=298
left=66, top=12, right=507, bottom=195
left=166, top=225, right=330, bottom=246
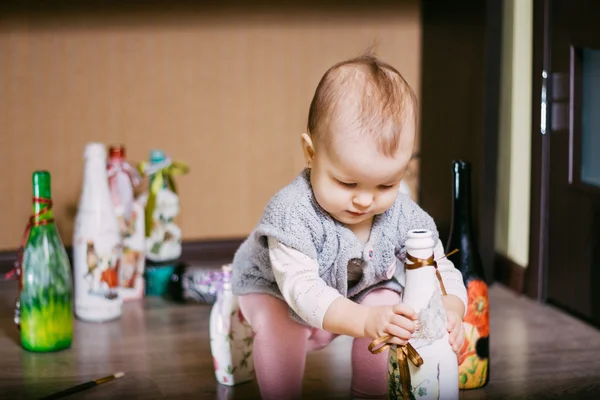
left=446, top=312, right=458, bottom=332
left=448, top=328, right=458, bottom=348
left=384, top=325, right=412, bottom=345
left=392, top=303, right=417, bottom=320
left=391, top=314, right=416, bottom=334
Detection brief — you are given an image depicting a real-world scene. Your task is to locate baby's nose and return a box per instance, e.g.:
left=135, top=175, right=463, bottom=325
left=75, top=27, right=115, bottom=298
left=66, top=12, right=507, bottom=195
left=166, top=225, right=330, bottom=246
left=352, top=192, right=373, bottom=208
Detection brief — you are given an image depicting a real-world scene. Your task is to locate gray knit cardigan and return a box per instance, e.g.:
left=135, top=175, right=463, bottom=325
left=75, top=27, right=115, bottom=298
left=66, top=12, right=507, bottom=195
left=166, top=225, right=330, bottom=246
left=231, top=169, right=439, bottom=325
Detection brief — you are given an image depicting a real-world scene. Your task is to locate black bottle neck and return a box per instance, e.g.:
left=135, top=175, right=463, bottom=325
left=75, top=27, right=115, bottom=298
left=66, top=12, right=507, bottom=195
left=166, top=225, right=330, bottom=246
left=451, top=162, right=474, bottom=237
left=447, top=160, right=485, bottom=280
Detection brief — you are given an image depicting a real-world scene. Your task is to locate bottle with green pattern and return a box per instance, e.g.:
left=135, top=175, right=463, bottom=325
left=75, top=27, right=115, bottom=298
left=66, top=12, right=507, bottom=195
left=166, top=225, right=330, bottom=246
left=19, top=171, right=73, bottom=352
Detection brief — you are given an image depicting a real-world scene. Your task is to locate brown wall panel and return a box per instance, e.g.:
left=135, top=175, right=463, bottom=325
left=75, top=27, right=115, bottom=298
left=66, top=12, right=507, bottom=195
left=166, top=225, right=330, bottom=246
left=0, top=2, right=421, bottom=250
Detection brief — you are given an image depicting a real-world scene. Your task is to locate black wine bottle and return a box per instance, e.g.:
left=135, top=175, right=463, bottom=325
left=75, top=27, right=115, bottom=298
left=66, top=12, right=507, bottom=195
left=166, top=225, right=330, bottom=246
left=445, top=160, right=490, bottom=389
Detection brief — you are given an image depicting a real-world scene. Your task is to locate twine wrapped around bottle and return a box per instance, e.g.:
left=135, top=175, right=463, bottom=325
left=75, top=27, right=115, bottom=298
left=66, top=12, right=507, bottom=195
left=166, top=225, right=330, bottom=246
left=138, top=156, right=189, bottom=237
left=368, top=249, right=458, bottom=399
left=6, top=198, right=54, bottom=285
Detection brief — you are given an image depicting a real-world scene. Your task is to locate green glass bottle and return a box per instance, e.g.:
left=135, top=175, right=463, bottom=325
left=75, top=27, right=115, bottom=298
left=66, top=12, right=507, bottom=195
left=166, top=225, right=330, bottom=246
left=19, top=171, right=73, bottom=352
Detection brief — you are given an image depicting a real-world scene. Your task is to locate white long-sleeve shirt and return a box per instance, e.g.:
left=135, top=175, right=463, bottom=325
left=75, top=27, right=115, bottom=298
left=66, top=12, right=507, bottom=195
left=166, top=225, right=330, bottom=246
left=267, top=236, right=468, bottom=329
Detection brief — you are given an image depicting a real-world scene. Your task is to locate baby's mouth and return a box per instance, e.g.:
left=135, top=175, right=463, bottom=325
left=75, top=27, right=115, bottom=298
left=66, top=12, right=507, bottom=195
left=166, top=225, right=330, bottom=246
left=347, top=210, right=367, bottom=217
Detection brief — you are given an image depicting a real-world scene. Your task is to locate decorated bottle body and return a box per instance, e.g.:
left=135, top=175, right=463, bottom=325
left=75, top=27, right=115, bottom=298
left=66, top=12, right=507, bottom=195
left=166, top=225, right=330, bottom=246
left=107, top=145, right=145, bottom=301
left=209, top=265, right=254, bottom=386
left=138, top=150, right=188, bottom=296
left=139, top=150, right=183, bottom=264
left=73, top=143, right=123, bottom=322
left=445, top=160, right=490, bottom=389
left=19, top=171, right=73, bottom=352
left=388, top=229, right=458, bottom=400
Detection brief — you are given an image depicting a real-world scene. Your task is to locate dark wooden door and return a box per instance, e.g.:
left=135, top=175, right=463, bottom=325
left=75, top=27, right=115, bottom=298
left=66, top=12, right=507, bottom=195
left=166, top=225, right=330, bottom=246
left=544, top=0, right=600, bottom=326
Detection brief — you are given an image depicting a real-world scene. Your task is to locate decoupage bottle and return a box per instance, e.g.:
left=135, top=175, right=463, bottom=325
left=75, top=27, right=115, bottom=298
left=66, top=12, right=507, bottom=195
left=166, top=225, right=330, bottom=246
left=137, top=150, right=188, bottom=296
left=73, top=143, right=123, bottom=322
left=445, top=160, right=490, bottom=389
left=18, top=171, right=73, bottom=352
left=107, top=144, right=146, bottom=301
left=209, top=264, right=254, bottom=386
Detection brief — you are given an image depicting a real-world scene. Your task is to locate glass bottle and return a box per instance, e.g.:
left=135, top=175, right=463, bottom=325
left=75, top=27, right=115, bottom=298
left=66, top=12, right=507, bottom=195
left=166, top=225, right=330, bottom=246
left=138, top=149, right=186, bottom=296
left=107, top=144, right=145, bottom=301
left=19, top=171, right=73, bottom=352
left=445, top=160, right=490, bottom=389
left=73, top=143, right=122, bottom=322
left=209, top=264, right=255, bottom=386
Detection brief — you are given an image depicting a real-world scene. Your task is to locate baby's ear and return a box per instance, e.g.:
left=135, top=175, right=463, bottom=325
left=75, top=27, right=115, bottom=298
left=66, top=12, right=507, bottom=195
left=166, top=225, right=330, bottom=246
left=300, top=133, right=315, bottom=167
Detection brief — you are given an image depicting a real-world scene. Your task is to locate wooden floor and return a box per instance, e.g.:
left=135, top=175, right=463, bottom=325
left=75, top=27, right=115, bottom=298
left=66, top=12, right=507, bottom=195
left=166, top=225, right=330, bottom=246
left=1, top=278, right=599, bottom=399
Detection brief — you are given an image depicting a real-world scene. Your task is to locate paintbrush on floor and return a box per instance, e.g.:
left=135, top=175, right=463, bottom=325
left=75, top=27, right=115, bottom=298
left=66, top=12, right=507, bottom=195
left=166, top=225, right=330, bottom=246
left=39, top=372, right=125, bottom=400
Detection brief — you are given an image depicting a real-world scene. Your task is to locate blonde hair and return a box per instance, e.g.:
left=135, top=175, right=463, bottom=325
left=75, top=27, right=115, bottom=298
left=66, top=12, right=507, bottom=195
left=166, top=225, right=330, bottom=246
left=307, top=50, right=418, bottom=157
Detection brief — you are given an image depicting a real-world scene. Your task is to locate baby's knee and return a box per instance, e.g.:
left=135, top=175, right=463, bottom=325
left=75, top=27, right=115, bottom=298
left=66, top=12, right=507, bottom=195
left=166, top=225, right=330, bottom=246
left=238, top=293, right=295, bottom=333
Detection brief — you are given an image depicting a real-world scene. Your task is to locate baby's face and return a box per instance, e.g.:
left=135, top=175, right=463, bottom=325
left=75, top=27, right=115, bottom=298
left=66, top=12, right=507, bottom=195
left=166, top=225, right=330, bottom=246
left=308, top=127, right=413, bottom=228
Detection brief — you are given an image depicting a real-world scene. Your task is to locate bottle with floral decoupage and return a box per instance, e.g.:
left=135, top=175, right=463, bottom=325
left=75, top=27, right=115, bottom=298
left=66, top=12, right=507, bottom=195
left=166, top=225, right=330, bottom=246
left=107, top=144, right=146, bottom=301
left=137, top=150, right=188, bottom=296
left=209, top=264, right=255, bottom=386
left=16, top=171, right=73, bottom=352
left=73, top=143, right=123, bottom=322
left=445, top=160, right=490, bottom=389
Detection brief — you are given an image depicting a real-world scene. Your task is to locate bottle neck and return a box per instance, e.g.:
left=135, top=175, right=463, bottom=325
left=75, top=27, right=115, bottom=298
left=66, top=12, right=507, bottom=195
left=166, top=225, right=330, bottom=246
left=82, top=156, right=112, bottom=202
left=108, top=157, right=124, bottom=168
left=149, top=171, right=168, bottom=190
left=32, top=200, right=53, bottom=223
left=221, top=269, right=232, bottom=291
left=451, top=167, right=474, bottom=234
left=32, top=179, right=53, bottom=224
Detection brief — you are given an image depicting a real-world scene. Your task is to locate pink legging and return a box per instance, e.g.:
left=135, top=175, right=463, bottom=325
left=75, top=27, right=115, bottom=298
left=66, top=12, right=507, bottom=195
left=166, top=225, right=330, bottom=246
left=238, top=289, right=400, bottom=400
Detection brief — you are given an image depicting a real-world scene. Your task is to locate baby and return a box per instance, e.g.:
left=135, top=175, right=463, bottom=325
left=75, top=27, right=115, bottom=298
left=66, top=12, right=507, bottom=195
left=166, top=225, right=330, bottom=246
left=231, top=51, right=467, bottom=400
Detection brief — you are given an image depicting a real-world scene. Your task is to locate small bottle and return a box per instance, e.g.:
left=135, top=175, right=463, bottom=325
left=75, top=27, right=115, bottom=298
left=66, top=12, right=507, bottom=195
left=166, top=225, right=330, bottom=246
left=445, top=160, right=490, bottom=389
left=107, top=145, right=145, bottom=301
left=209, top=265, right=254, bottom=386
left=140, top=150, right=183, bottom=263
left=138, top=149, right=188, bottom=297
left=73, top=143, right=123, bottom=322
left=19, top=171, right=73, bottom=352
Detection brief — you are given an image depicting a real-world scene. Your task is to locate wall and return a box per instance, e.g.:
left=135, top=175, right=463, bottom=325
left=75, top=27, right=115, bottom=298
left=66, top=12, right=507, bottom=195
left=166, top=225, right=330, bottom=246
left=494, top=0, right=533, bottom=268
left=419, top=0, right=501, bottom=284
left=0, top=1, right=422, bottom=251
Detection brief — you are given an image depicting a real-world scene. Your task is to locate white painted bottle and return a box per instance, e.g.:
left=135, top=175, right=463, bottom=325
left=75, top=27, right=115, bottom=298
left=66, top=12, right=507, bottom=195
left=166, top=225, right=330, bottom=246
left=209, top=264, right=255, bottom=386
left=388, top=229, right=459, bottom=400
left=73, top=143, right=123, bottom=322
left=107, top=145, right=146, bottom=301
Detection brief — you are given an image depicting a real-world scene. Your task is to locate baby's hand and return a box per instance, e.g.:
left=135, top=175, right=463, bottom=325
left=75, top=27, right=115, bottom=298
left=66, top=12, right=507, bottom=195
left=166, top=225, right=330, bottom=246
left=446, top=311, right=465, bottom=353
left=364, top=304, right=417, bottom=345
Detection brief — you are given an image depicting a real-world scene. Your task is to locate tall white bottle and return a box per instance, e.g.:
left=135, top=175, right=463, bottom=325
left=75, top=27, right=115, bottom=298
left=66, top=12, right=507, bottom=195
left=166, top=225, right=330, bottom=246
left=209, top=264, right=255, bottom=386
left=73, top=143, right=123, bottom=322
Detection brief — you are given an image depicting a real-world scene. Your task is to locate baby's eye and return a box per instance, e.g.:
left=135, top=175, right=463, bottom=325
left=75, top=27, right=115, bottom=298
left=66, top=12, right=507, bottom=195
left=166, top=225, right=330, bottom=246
left=378, top=184, right=395, bottom=190
left=336, top=180, right=357, bottom=188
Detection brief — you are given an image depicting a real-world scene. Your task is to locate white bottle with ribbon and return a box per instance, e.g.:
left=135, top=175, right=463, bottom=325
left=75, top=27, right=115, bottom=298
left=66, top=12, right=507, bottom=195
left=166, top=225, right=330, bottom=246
left=209, top=264, right=255, bottom=386
left=73, top=143, right=123, bottom=322
left=369, top=229, right=459, bottom=400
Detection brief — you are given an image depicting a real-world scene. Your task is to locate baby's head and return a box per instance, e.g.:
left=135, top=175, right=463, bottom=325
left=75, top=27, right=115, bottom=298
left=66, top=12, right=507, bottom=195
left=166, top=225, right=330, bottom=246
left=301, top=51, right=417, bottom=228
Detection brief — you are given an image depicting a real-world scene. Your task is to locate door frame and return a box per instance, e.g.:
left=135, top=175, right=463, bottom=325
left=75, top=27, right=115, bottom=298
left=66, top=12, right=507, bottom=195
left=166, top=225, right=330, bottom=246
left=526, top=0, right=551, bottom=301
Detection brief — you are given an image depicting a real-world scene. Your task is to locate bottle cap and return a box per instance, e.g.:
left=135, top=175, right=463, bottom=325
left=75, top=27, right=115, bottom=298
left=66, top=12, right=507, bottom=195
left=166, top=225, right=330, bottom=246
left=109, top=145, right=126, bottom=159
left=84, top=143, right=107, bottom=159
left=150, top=150, right=166, bottom=164
left=222, top=264, right=233, bottom=274
left=452, top=160, right=471, bottom=171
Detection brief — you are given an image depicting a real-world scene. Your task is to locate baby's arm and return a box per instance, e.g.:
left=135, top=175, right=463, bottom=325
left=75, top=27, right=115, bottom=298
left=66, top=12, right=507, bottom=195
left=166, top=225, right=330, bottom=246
left=268, top=237, right=343, bottom=329
left=269, top=237, right=415, bottom=343
left=433, top=240, right=468, bottom=319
